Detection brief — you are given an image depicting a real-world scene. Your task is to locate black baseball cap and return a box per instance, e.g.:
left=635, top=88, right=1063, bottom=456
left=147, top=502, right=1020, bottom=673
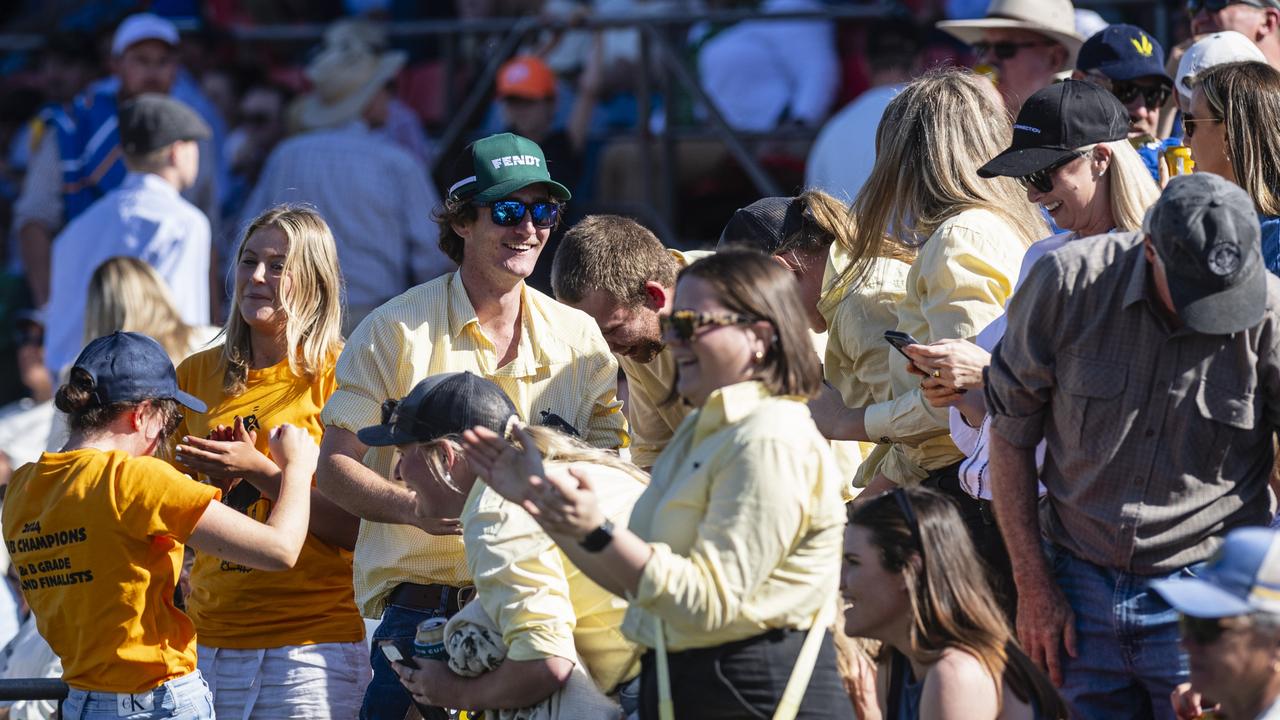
left=979, top=80, right=1130, bottom=179
left=73, top=332, right=206, bottom=412
left=1077, top=24, right=1172, bottom=84
left=718, top=196, right=807, bottom=254
left=118, top=93, right=212, bottom=156
left=1144, top=173, right=1265, bottom=336
left=357, top=372, right=518, bottom=446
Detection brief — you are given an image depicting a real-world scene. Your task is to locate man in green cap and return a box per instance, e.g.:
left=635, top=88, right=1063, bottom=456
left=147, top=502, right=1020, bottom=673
left=315, top=132, right=627, bottom=720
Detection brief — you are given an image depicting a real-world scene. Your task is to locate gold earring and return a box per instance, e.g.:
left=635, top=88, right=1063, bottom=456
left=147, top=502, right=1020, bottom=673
left=754, top=350, right=764, bottom=362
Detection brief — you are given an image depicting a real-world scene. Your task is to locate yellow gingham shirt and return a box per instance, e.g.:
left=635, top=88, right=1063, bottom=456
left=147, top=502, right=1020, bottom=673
left=321, top=271, right=627, bottom=617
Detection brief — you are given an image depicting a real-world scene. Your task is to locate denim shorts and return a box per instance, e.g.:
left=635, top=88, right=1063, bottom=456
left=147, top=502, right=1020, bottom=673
left=62, top=670, right=214, bottom=720
left=198, top=641, right=369, bottom=720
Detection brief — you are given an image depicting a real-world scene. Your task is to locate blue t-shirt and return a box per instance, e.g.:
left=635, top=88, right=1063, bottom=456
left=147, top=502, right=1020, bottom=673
left=1261, top=214, right=1280, bottom=276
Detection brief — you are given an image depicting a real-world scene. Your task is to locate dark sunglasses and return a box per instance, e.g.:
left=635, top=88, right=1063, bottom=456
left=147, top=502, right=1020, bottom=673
left=476, top=199, right=561, bottom=228
left=1179, top=613, right=1247, bottom=645
left=660, top=309, right=758, bottom=342
left=1182, top=113, right=1222, bottom=139
left=971, top=40, right=1057, bottom=60
left=892, top=488, right=924, bottom=550
left=1018, top=150, right=1089, bottom=194
left=1111, top=81, right=1172, bottom=109
left=1188, top=0, right=1269, bottom=13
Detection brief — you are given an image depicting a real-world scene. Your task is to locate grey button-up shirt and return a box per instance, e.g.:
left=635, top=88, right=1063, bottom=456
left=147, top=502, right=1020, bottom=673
left=986, top=231, right=1280, bottom=574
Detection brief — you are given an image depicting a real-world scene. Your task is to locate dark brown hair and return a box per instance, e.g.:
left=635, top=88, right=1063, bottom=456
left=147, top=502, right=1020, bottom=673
left=432, top=195, right=477, bottom=265
left=849, top=489, right=1068, bottom=718
left=675, top=250, right=822, bottom=400
left=55, top=367, right=183, bottom=441
left=551, top=214, right=681, bottom=306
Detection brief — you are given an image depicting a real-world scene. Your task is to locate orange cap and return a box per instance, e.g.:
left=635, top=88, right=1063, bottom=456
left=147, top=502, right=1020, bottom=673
left=496, top=56, right=557, bottom=100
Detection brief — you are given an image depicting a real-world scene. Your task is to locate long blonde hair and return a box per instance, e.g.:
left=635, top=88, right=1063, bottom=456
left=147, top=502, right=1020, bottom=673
left=222, top=204, right=345, bottom=394
left=416, top=424, right=649, bottom=494
left=1094, top=139, right=1160, bottom=232
left=838, top=68, right=1048, bottom=289
left=84, top=257, right=200, bottom=366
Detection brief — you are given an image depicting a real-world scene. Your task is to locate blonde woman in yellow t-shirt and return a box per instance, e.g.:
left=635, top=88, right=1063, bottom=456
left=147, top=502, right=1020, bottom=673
left=171, top=205, right=367, bottom=719
left=1, top=331, right=314, bottom=720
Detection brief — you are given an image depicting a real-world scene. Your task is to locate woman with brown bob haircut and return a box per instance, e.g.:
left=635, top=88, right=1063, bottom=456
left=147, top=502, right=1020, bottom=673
left=465, top=250, right=851, bottom=718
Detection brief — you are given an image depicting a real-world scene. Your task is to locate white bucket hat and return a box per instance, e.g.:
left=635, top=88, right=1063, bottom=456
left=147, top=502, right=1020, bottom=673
left=937, top=0, right=1085, bottom=69
left=294, top=28, right=406, bottom=131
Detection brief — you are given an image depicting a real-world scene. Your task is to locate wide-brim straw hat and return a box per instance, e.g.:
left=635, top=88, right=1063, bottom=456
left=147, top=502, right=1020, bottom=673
left=937, top=0, right=1085, bottom=69
left=294, top=30, right=406, bottom=131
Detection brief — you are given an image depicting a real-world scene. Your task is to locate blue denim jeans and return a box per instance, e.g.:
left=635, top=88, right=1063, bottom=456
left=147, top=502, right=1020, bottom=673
left=1048, top=543, right=1200, bottom=720
left=360, top=603, right=445, bottom=720
left=62, top=670, right=214, bottom=720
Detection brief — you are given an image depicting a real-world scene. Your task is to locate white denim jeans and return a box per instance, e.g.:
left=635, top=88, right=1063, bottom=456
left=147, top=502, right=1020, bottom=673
left=197, top=642, right=369, bottom=720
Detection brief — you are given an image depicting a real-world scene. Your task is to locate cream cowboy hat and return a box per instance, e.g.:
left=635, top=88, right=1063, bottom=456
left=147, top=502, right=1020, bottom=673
left=294, top=27, right=406, bottom=131
left=937, top=0, right=1085, bottom=68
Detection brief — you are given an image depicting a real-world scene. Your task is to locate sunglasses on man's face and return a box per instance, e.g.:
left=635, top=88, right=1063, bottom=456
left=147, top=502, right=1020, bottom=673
left=1179, top=613, right=1249, bottom=645
left=1017, top=150, right=1089, bottom=194
left=476, top=199, right=561, bottom=228
left=1188, top=0, right=1269, bottom=14
left=659, top=309, right=758, bottom=342
left=971, top=40, right=1057, bottom=60
left=1111, top=81, right=1172, bottom=109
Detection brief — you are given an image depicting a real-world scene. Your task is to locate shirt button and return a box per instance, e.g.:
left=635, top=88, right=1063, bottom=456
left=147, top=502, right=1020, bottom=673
left=879, top=436, right=891, bottom=444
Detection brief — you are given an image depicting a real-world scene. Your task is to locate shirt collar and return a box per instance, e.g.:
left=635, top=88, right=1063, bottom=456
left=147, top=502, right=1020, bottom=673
left=445, top=272, right=574, bottom=372
left=123, top=171, right=180, bottom=198
left=692, top=380, right=771, bottom=444
left=1122, top=240, right=1152, bottom=309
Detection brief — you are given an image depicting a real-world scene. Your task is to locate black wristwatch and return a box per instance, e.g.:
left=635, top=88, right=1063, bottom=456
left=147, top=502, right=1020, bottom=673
left=579, top=518, right=615, bottom=552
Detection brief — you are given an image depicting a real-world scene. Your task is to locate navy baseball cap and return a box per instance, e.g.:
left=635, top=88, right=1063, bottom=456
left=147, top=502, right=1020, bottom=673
left=1154, top=527, right=1280, bottom=618
left=1077, top=24, right=1172, bottom=84
left=358, top=372, right=518, bottom=447
left=73, top=332, right=206, bottom=412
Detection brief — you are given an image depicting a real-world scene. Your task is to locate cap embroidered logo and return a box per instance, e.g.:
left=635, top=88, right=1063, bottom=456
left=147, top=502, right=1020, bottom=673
left=1013, top=124, right=1042, bottom=134
left=491, top=154, right=542, bottom=169
left=1131, top=34, right=1155, bottom=58
left=1207, top=243, right=1242, bottom=277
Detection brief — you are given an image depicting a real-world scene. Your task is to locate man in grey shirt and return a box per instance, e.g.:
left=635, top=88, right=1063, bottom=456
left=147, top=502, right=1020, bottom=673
left=987, top=173, right=1280, bottom=718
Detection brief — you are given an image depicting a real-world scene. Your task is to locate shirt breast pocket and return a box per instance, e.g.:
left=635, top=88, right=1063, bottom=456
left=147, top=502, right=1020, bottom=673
left=1058, top=354, right=1127, bottom=447
left=1192, top=376, right=1256, bottom=476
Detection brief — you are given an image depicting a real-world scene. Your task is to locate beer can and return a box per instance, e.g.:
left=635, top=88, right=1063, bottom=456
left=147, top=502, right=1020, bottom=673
left=1166, top=144, right=1195, bottom=177
left=414, top=617, right=448, bottom=661
left=974, top=63, right=999, bottom=87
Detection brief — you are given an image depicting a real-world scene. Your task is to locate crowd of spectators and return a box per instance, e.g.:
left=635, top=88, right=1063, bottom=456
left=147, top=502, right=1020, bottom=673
left=4, top=0, right=1280, bottom=719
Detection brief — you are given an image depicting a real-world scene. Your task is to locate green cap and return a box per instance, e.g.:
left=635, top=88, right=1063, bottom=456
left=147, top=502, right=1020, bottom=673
left=446, top=132, right=572, bottom=203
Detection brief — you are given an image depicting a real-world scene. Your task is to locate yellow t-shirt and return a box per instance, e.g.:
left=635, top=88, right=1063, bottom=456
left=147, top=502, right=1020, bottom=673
left=174, top=346, right=364, bottom=648
left=1, top=449, right=219, bottom=693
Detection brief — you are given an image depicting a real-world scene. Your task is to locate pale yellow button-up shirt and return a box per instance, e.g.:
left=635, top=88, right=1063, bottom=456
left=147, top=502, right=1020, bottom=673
left=461, top=463, right=647, bottom=693
left=321, top=272, right=627, bottom=617
left=621, top=381, right=845, bottom=652
left=818, top=242, right=912, bottom=490
left=618, top=249, right=714, bottom=469
left=860, top=208, right=1029, bottom=484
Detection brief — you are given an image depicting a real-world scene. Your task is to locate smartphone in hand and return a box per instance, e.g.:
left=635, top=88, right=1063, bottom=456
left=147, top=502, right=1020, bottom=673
left=379, top=641, right=420, bottom=669
left=884, top=331, right=922, bottom=366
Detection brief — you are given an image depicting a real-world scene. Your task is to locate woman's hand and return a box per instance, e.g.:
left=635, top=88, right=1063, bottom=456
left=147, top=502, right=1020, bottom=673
left=904, top=339, right=991, bottom=392
left=524, top=465, right=607, bottom=540
left=1170, top=683, right=1216, bottom=720
left=920, top=376, right=968, bottom=408
left=268, top=423, right=319, bottom=478
left=176, top=416, right=279, bottom=482
left=462, top=423, right=548, bottom=504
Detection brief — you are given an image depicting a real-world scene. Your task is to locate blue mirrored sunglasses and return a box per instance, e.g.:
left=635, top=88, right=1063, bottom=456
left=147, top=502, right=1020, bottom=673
left=476, top=200, right=561, bottom=228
